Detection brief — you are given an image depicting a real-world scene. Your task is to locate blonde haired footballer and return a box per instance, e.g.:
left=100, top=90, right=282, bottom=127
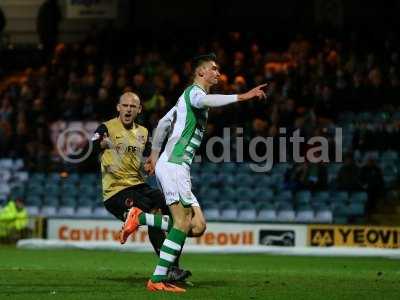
left=92, top=92, right=191, bottom=283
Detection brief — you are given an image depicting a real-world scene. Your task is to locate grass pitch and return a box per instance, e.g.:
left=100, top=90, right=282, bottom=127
left=1, top=246, right=400, bottom=300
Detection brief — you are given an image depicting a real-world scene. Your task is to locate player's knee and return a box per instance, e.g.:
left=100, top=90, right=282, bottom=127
left=191, top=220, right=207, bottom=237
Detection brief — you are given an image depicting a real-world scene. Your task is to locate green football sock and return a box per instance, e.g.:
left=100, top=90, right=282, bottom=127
left=150, top=227, right=187, bottom=282
left=138, top=212, right=173, bottom=231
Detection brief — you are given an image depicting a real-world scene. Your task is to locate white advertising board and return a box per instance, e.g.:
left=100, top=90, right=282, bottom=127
left=47, top=219, right=308, bottom=248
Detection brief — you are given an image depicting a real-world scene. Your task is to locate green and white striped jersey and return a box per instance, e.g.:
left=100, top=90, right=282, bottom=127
left=160, top=84, right=208, bottom=167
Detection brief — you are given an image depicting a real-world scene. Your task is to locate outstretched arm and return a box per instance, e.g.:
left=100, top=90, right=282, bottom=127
left=192, top=83, right=268, bottom=108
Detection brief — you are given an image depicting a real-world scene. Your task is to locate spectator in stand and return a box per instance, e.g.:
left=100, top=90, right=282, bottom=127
left=360, top=156, right=385, bottom=213
left=290, top=161, right=328, bottom=191
left=0, top=31, right=399, bottom=173
left=336, top=153, right=361, bottom=191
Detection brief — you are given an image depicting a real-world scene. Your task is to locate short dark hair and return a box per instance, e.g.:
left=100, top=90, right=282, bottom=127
left=192, top=52, right=217, bottom=71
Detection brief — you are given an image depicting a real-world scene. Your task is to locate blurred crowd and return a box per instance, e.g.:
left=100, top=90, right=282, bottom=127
left=0, top=31, right=399, bottom=172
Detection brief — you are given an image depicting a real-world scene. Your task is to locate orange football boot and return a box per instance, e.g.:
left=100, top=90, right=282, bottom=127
left=146, top=280, right=186, bottom=293
left=120, top=207, right=142, bottom=244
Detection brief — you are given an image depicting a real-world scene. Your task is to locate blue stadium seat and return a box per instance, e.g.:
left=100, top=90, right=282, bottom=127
left=295, top=190, right=312, bottom=204
left=219, top=201, right=238, bottom=220
left=220, top=162, right=237, bottom=174
left=92, top=206, right=112, bottom=218
left=236, top=187, right=254, bottom=202
left=80, top=173, right=98, bottom=184
left=0, top=158, right=13, bottom=170
left=60, top=196, right=76, bottom=207
left=68, top=173, right=81, bottom=182
left=206, top=188, right=220, bottom=202
left=94, top=192, right=103, bottom=204
left=330, top=191, right=349, bottom=203
left=273, top=163, right=292, bottom=175
left=31, top=173, right=46, bottom=182
left=314, top=208, right=333, bottom=224
left=75, top=206, right=93, bottom=218
left=27, top=184, right=43, bottom=197
left=10, top=186, right=25, bottom=198
left=253, top=187, right=274, bottom=203
left=236, top=163, right=252, bottom=174
left=78, top=184, right=96, bottom=197
left=220, top=187, right=238, bottom=203
left=333, top=204, right=349, bottom=224
left=14, top=171, right=29, bottom=182
left=47, top=172, right=61, bottom=182
left=255, top=175, right=274, bottom=188
left=41, top=205, right=58, bottom=217
left=275, top=191, right=293, bottom=203
left=191, top=163, right=201, bottom=174
left=235, top=173, right=254, bottom=187
left=60, top=177, right=78, bottom=186
left=44, top=184, right=60, bottom=197
left=237, top=201, right=257, bottom=221
left=350, top=192, right=368, bottom=203
left=77, top=196, right=93, bottom=206
left=256, top=203, right=277, bottom=222
left=270, top=173, right=284, bottom=189
left=277, top=207, right=295, bottom=222
left=328, top=164, right=342, bottom=183
left=58, top=207, right=75, bottom=217
left=201, top=200, right=216, bottom=209
left=61, top=183, right=78, bottom=197
left=202, top=162, right=218, bottom=174
left=191, top=173, right=201, bottom=187
left=295, top=206, right=314, bottom=223
left=0, top=170, right=12, bottom=183
left=348, top=202, right=365, bottom=217
left=200, top=172, right=219, bottom=187
left=25, top=195, right=41, bottom=206
left=217, top=173, right=235, bottom=185
left=202, top=201, right=220, bottom=221
left=42, top=196, right=58, bottom=206
left=26, top=206, right=40, bottom=216
left=313, top=191, right=330, bottom=202
left=277, top=202, right=294, bottom=211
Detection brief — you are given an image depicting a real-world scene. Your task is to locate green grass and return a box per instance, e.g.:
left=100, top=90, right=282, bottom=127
left=1, top=246, right=400, bottom=300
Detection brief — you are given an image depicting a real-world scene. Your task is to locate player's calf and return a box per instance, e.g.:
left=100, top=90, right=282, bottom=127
left=188, top=220, right=206, bottom=237
left=188, top=206, right=207, bottom=237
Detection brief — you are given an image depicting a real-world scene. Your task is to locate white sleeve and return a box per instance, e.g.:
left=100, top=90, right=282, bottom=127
left=151, top=107, right=176, bottom=150
left=190, top=88, right=238, bottom=108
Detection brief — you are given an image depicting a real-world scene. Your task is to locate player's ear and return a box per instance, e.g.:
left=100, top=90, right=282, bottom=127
left=198, top=66, right=204, bottom=77
left=138, top=104, right=142, bottom=114
left=196, top=66, right=204, bottom=77
left=116, top=103, right=121, bottom=113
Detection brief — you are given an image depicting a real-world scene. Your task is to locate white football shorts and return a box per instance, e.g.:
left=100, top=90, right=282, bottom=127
left=155, top=159, right=199, bottom=207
